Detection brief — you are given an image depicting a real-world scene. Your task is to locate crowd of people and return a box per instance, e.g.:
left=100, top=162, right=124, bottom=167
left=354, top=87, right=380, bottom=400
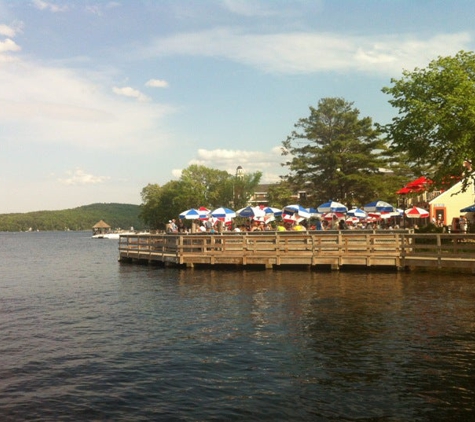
left=166, top=214, right=402, bottom=234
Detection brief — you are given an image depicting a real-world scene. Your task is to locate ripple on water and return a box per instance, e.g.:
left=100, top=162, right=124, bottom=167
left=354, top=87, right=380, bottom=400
left=1, top=232, right=475, bottom=420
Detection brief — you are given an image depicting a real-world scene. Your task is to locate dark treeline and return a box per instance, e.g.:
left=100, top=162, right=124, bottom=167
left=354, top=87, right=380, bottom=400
left=0, top=203, right=144, bottom=232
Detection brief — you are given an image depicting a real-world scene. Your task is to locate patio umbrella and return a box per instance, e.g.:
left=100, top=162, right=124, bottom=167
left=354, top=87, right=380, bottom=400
left=179, top=208, right=209, bottom=219
left=322, top=212, right=346, bottom=220
left=347, top=208, right=367, bottom=219
left=254, top=214, right=276, bottom=223
left=210, top=207, right=236, bottom=220
left=405, top=206, right=429, bottom=218
left=363, top=200, right=394, bottom=213
left=282, top=204, right=312, bottom=219
left=282, top=212, right=305, bottom=223
left=317, top=201, right=348, bottom=213
left=260, top=205, right=283, bottom=216
left=461, top=204, right=475, bottom=212
left=237, top=206, right=266, bottom=218
left=346, top=216, right=360, bottom=225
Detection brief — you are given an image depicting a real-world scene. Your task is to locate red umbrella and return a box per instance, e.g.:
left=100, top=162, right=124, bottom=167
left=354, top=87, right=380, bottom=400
left=322, top=212, right=345, bottom=220
left=405, top=206, right=429, bottom=218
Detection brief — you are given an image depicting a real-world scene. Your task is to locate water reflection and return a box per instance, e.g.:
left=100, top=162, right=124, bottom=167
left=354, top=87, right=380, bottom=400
left=2, top=231, right=475, bottom=420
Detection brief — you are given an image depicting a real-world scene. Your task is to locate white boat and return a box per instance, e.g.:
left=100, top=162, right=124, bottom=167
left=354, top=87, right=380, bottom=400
left=92, top=231, right=135, bottom=239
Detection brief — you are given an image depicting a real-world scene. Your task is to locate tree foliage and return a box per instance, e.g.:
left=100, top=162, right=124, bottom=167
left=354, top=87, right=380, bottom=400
left=139, top=164, right=262, bottom=229
left=381, top=50, right=475, bottom=188
left=0, top=203, right=143, bottom=232
left=282, top=97, right=398, bottom=206
left=266, top=181, right=295, bottom=208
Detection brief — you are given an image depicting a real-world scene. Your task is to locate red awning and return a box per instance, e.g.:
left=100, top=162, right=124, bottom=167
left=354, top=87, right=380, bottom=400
left=396, top=176, right=432, bottom=195
left=396, top=187, right=411, bottom=195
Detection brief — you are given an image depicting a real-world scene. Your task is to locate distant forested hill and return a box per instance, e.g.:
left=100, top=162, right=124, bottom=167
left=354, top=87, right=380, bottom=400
left=0, top=203, right=144, bottom=232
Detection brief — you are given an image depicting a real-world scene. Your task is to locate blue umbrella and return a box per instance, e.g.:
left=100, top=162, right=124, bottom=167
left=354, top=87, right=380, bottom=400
left=261, top=206, right=283, bottom=217
left=237, top=206, right=266, bottom=218
left=283, top=204, right=312, bottom=219
left=347, top=208, right=367, bottom=219
left=179, top=208, right=209, bottom=219
left=363, top=200, right=394, bottom=213
left=210, top=207, right=236, bottom=220
left=317, top=201, right=348, bottom=213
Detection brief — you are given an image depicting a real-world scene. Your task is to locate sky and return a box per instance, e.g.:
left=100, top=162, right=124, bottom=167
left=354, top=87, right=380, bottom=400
left=1, top=0, right=475, bottom=213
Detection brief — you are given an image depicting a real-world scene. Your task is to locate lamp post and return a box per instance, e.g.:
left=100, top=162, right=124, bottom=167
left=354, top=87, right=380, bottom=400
left=233, top=166, right=243, bottom=209
left=398, top=197, right=407, bottom=228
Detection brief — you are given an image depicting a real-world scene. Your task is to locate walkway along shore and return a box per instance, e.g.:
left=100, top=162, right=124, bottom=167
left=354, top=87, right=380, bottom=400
left=118, top=231, right=475, bottom=271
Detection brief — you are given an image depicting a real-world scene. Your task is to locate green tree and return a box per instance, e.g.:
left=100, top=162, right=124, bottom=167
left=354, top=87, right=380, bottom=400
left=139, top=183, right=166, bottom=229
left=266, top=181, right=294, bottom=208
left=381, top=50, right=475, bottom=189
left=139, top=164, right=263, bottom=229
left=175, top=164, right=232, bottom=209
left=282, top=97, right=389, bottom=207
left=232, top=170, right=262, bottom=210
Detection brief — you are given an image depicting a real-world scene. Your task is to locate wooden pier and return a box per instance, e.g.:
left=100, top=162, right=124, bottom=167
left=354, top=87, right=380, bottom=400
left=118, top=231, right=475, bottom=271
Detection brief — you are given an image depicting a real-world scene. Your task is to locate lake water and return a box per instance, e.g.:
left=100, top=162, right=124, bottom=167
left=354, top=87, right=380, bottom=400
left=1, top=231, right=474, bottom=421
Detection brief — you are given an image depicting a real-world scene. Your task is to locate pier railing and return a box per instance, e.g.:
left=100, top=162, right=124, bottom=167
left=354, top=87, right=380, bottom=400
left=118, top=231, right=475, bottom=270
left=400, top=233, right=475, bottom=269
left=119, top=231, right=410, bottom=269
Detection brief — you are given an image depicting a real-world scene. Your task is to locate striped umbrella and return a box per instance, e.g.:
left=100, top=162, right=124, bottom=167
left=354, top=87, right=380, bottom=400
left=210, top=207, right=236, bottom=220
left=405, top=206, right=429, bottom=218
left=260, top=205, right=283, bottom=217
left=347, top=208, right=367, bottom=219
left=363, top=200, right=394, bottom=213
left=237, top=206, right=266, bottom=218
left=317, top=201, right=348, bottom=213
left=179, top=207, right=210, bottom=220
left=282, top=204, right=312, bottom=219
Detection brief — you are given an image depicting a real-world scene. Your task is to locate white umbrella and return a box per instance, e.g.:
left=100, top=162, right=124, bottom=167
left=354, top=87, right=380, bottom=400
left=260, top=206, right=283, bottom=216
left=210, top=207, right=236, bottom=220
left=346, top=216, right=360, bottom=225
left=317, top=201, right=348, bottom=213
left=347, top=208, right=367, bottom=219
left=322, top=212, right=346, bottom=220
left=363, top=200, right=394, bottom=213
left=282, top=204, right=312, bottom=219
left=237, top=206, right=266, bottom=218
left=405, top=206, right=429, bottom=218
left=282, top=212, right=305, bottom=223
left=179, top=208, right=209, bottom=219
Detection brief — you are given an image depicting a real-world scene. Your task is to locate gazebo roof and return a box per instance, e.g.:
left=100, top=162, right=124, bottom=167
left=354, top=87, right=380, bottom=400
left=93, top=220, right=111, bottom=229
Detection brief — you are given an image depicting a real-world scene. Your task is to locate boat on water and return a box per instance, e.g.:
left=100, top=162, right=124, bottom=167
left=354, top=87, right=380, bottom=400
left=92, top=231, right=135, bottom=239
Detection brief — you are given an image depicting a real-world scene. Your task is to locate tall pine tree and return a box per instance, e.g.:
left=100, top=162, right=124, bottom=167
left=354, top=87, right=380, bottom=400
left=282, top=97, right=391, bottom=206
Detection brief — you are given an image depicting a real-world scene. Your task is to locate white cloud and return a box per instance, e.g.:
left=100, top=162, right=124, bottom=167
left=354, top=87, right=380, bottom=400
left=145, top=78, right=169, bottom=88
left=0, top=23, right=22, bottom=37
left=175, top=147, right=285, bottom=183
left=141, top=28, right=473, bottom=75
left=58, top=168, right=110, bottom=186
left=0, top=60, right=175, bottom=152
left=32, top=0, right=68, bottom=13
left=113, top=86, right=150, bottom=102
left=0, top=38, right=20, bottom=53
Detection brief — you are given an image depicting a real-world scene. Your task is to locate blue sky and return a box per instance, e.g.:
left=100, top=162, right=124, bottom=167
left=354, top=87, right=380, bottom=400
left=1, top=0, right=474, bottom=213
